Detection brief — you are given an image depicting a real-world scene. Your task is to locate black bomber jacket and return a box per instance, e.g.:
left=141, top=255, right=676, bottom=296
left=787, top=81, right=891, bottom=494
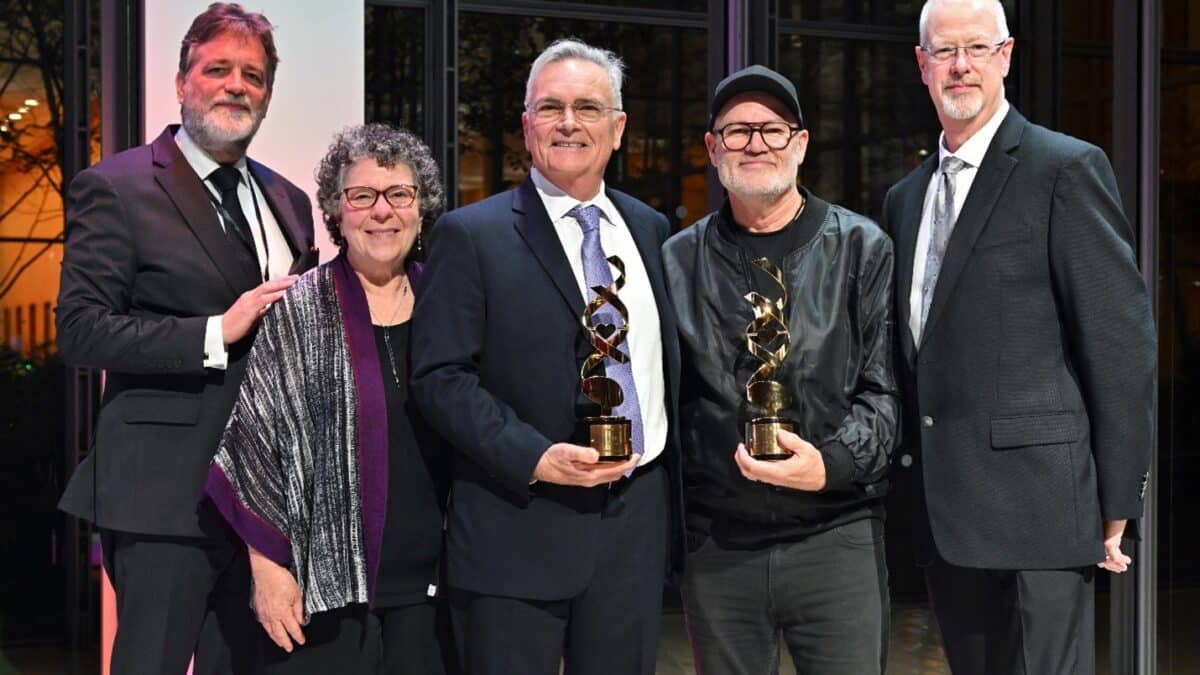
left=661, top=192, right=900, bottom=548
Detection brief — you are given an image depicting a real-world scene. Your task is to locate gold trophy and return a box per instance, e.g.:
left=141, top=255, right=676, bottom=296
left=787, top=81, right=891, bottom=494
left=580, top=255, right=633, bottom=461
left=744, top=257, right=794, bottom=460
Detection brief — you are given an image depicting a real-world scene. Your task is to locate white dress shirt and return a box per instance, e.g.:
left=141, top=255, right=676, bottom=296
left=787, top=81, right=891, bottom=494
left=909, top=99, right=1010, bottom=345
left=530, top=168, right=668, bottom=465
left=175, top=126, right=295, bottom=369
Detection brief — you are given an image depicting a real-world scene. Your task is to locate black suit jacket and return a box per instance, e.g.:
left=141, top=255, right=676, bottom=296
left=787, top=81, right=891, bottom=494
left=57, top=126, right=317, bottom=538
left=411, top=178, right=683, bottom=600
left=881, top=107, right=1155, bottom=570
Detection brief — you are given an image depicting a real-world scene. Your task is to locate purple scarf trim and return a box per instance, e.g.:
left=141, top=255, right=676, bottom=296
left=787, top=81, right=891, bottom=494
left=204, top=463, right=293, bottom=566
left=331, top=253, right=392, bottom=606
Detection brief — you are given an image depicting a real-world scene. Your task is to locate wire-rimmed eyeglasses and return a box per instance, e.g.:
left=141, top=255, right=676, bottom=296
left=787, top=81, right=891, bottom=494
left=920, top=39, right=1009, bottom=64
left=526, top=98, right=622, bottom=124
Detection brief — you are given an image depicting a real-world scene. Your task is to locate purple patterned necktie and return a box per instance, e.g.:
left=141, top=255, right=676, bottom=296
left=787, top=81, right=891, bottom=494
left=918, top=155, right=970, bottom=341
left=568, top=204, right=644, bottom=459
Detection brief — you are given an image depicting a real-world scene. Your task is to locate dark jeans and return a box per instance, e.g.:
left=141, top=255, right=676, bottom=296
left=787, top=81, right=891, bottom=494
left=262, top=601, right=456, bottom=675
left=925, top=559, right=1095, bottom=675
left=680, top=518, right=889, bottom=675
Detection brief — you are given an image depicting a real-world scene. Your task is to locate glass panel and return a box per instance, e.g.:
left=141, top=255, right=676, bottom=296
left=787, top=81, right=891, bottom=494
left=1159, top=35, right=1200, bottom=673
left=540, top=0, right=707, bottom=11
left=779, top=0, right=925, bottom=25
left=1, top=0, right=99, bottom=667
left=777, top=34, right=941, bottom=219
left=364, top=5, right=425, bottom=138
left=779, top=1, right=1017, bottom=36
left=1060, top=0, right=1113, bottom=157
left=457, top=13, right=710, bottom=228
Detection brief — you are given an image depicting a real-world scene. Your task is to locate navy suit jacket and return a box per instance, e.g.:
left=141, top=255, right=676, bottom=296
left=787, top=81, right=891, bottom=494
left=881, top=107, right=1155, bottom=569
left=411, top=178, right=683, bottom=600
left=57, top=126, right=317, bottom=537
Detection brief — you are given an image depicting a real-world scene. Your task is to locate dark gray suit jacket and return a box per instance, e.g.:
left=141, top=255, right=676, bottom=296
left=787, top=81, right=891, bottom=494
left=881, top=106, right=1156, bottom=569
left=57, top=126, right=317, bottom=538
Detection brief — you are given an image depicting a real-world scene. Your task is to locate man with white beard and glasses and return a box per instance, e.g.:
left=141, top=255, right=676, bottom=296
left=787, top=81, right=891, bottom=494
left=662, top=65, right=898, bottom=674
left=57, top=4, right=315, bottom=672
left=882, top=1, right=1155, bottom=672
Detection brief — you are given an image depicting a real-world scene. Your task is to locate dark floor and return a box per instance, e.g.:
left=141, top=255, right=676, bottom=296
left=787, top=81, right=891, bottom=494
left=2, top=591, right=1199, bottom=674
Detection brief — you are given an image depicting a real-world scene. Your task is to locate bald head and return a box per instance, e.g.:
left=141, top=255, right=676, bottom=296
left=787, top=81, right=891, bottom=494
left=919, top=0, right=1009, bottom=46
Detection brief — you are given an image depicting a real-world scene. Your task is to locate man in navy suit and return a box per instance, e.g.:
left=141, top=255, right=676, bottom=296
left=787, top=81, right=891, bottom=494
left=56, top=4, right=315, bottom=672
left=412, top=38, right=681, bottom=675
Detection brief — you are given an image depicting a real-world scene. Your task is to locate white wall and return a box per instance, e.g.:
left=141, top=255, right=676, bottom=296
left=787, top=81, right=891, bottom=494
left=143, top=1, right=364, bottom=260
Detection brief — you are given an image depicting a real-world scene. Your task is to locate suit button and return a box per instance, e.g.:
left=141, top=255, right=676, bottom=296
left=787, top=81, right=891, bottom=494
left=900, top=454, right=913, bottom=467
left=921, top=415, right=934, bottom=428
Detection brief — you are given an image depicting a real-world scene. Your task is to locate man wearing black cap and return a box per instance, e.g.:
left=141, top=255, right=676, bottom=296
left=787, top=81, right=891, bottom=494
left=661, top=65, right=898, bottom=674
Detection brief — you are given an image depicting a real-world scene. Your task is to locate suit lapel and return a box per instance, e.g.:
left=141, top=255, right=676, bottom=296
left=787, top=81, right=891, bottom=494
left=921, top=108, right=1024, bottom=345
left=607, top=187, right=679, bottom=357
left=248, top=158, right=308, bottom=258
left=607, top=188, right=668, bottom=315
left=512, top=178, right=586, bottom=318
left=894, top=155, right=937, bottom=364
left=150, top=127, right=259, bottom=294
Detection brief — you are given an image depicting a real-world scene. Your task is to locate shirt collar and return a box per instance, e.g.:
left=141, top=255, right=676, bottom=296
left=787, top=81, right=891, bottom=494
left=175, top=125, right=249, bottom=183
left=529, top=167, right=618, bottom=227
left=937, top=98, right=1010, bottom=170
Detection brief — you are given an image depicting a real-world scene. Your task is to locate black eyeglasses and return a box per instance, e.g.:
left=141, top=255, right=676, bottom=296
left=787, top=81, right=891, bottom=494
left=920, top=39, right=1009, bottom=64
left=713, top=122, right=804, bottom=151
left=526, top=98, right=622, bottom=123
left=342, top=184, right=418, bottom=209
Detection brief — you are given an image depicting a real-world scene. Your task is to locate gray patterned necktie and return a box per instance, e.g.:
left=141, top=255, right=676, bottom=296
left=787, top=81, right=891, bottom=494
left=919, top=156, right=970, bottom=337
left=568, top=205, right=644, bottom=458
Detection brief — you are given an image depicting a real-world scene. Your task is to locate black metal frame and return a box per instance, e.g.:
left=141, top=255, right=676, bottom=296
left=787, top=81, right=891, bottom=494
left=1110, top=2, right=1160, bottom=673
left=62, top=0, right=93, bottom=664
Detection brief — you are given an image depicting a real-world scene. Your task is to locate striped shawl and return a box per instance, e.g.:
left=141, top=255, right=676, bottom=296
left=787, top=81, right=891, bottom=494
left=205, top=254, right=419, bottom=617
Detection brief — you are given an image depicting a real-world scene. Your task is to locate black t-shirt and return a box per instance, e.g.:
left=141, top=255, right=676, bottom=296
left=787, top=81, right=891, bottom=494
left=721, top=186, right=829, bottom=295
left=373, top=321, right=450, bottom=607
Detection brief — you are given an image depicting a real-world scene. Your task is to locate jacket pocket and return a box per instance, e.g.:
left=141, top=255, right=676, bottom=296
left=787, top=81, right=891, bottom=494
left=121, top=391, right=201, bottom=425
left=990, top=412, right=1078, bottom=449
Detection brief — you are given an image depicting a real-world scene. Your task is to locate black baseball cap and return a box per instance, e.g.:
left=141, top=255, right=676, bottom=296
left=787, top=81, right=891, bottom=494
left=709, top=65, right=804, bottom=130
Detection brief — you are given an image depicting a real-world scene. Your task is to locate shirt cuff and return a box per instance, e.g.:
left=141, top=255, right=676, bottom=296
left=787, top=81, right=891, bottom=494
left=203, top=315, right=229, bottom=370
left=819, top=441, right=855, bottom=492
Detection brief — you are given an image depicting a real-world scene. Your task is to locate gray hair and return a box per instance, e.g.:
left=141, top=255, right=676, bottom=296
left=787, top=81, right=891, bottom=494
left=524, top=38, right=625, bottom=110
left=919, top=0, right=1010, bottom=47
left=315, top=123, right=444, bottom=248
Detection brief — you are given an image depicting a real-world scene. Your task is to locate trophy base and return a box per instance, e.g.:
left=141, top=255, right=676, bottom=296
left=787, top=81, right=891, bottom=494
left=586, top=416, right=632, bottom=462
left=745, top=417, right=794, bottom=461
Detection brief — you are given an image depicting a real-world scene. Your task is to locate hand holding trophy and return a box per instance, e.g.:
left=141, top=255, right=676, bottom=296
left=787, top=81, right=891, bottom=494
left=580, top=254, right=634, bottom=462
left=744, top=257, right=795, bottom=460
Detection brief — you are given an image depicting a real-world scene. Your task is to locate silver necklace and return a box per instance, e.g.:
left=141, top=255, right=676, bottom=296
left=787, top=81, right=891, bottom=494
left=372, top=277, right=409, bottom=389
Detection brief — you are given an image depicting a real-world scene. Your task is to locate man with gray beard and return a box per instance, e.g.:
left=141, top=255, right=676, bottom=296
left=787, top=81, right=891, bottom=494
left=661, top=65, right=898, bottom=674
left=881, top=1, right=1155, bottom=672
left=57, top=4, right=315, bottom=672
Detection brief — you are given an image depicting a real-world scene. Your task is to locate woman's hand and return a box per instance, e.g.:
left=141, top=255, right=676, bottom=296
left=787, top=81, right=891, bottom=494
left=247, top=546, right=306, bottom=652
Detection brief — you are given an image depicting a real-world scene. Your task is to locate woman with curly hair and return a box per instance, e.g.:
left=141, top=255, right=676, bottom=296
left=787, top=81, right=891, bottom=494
left=204, top=123, right=454, bottom=674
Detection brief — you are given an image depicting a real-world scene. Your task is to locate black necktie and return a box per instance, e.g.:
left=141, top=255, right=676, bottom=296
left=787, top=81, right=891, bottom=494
left=208, top=165, right=261, bottom=280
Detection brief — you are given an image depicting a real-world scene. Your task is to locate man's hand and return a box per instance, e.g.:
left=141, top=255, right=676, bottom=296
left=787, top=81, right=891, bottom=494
left=1098, top=519, right=1132, bottom=573
left=531, top=442, right=640, bottom=487
left=221, top=276, right=298, bottom=344
left=248, top=546, right=306, bottom=652
left=734, top=429, right=827, bottom=491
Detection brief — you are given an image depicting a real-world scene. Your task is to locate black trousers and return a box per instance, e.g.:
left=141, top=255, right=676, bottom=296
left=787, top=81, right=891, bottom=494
left=448, top=463, right=669, bottom=675
left=680, top=518, right=889, bottom=675
left=925, top=559, right=1096, bottom=675
left=101, top=517, right=257, bottom=675
left=262, top=601, right=456, bottom=675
